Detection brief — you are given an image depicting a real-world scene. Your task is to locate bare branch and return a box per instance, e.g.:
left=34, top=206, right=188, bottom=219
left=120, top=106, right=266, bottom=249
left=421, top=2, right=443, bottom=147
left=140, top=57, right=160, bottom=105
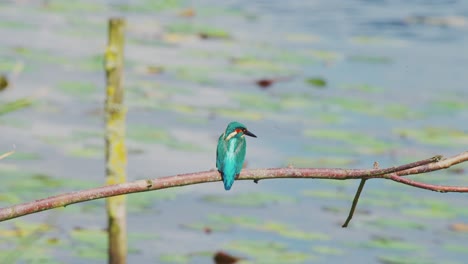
left=0, top=151, right=467, bottom=222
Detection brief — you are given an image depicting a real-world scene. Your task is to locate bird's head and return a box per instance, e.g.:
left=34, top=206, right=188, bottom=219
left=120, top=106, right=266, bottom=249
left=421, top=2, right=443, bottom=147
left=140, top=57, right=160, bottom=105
left=224, top=121, right=257, bottom=141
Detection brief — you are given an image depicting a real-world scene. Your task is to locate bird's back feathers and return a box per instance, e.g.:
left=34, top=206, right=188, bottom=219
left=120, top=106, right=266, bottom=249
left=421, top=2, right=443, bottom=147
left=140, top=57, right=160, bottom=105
left=216, top=133, right=246, bottom=190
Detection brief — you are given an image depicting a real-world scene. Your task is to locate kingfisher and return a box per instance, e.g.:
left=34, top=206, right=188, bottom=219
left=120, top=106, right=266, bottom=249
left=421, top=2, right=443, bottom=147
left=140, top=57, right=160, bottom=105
left=216, top=121, right=257, bottom=190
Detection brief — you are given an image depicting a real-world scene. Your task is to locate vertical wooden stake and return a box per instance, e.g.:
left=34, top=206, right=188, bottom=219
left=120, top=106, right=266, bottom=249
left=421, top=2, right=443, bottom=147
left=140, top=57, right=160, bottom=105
left=105, top=18, right=127, bottom=264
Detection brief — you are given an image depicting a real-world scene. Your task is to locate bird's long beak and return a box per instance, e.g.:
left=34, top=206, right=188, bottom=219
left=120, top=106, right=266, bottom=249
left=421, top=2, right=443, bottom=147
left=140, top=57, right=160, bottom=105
left=244, top=129, right=257, bottom=138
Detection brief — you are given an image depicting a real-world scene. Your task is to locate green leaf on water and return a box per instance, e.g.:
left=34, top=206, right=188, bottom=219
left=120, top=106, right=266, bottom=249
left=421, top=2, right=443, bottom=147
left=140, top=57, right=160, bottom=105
left=0, top=19, right=36, bottom=30
left=287, top=156, right=358, bottom=167
left=360, top=236, right=422, bottom=251
left=203, top=192, right=295, bottom=207
left=75, top=54, right=104, bottom=72
left=393, top=127, right=468, bottom=147
left=378, top=255, right=436, bottom=264
left=312, top=246, right=344, bottom=255
left=67, top=145, right=102, bottom=158
left=0, top=98, right=34, bottom=116
left=5, top=152, right=41, bottom=160
left=304, top=129, right=394, bottom=154
left=233, top=93, right=282, bottom=111
left=213, top=107, right=263, bottom=121
left=70, top=229, right=107, bottom=260
left=0, top=193, right=21, bottom=204
left=258, top=221, right=330, bottom=241
left=230, top=56, right=289, bottom=74
left=128, top=125, right=171, bottom=143
left=180, top=221, right=231, bottom=233
left=166, top=22, right=230, bottom=39
left=279, top=94, right=313, bottom=109
left=305, top=77, right=327, bottom=88
left=366, top=218, right=425, bottom=230
left=350, top=36, right=406, bottom=46
left=128, top=125, right=202, bottom=151
left=226, top=240, right=312, bottom=263
left=430, top=99, right=468, bottom=113
left=401, top=207, right=456, bottom=219
left=128, top=190, right=178, bottom=213
left=340, top=83, right=384, bottom=93
left=44, top=0, right=106, bottom=12
left=348, top=55, right=392, bottom=64
left=302, top=189, right=350, bottom=200
left=310, top=50, right=342, bottom=63
left=159, top=253, right=190, bottom=264
left=444, top=244, right=468, bottom=254
left=174, top=66, right=216, bottom=84
left=57, top=81, right=97, bottom=97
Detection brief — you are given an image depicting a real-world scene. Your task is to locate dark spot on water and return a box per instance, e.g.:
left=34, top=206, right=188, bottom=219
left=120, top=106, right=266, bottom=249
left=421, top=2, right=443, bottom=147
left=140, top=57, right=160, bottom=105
left=213, top=251, right=241, bottom=264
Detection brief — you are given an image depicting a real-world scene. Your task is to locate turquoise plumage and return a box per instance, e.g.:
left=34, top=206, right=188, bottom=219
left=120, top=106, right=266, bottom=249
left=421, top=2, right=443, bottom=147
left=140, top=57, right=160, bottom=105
left=216, top=121, right=257, bottom=190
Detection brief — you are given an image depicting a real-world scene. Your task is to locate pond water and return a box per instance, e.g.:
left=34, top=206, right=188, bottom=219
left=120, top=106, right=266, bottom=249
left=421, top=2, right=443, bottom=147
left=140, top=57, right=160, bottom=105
left=0, top=0, right=467, bottom=263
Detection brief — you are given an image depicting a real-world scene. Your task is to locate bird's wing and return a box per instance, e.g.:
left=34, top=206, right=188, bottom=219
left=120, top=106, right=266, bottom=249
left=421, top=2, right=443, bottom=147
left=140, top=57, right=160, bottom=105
left=216, top=133, right=226, bottom=171
left=234, top=138, right=246, bottom=176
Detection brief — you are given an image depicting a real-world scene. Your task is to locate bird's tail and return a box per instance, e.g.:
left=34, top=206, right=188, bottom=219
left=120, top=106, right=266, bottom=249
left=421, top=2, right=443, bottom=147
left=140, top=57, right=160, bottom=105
left=222, top=174, right=235, bottom=191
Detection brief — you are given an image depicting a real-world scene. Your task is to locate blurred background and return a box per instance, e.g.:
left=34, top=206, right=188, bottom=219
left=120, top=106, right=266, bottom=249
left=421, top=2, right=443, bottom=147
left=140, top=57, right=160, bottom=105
left=0, top=0, right=467, bottom=263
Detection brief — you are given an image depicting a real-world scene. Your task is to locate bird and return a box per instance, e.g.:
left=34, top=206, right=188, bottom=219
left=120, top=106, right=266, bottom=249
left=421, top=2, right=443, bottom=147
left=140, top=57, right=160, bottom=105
left=216, top=121, right=257, bottom=190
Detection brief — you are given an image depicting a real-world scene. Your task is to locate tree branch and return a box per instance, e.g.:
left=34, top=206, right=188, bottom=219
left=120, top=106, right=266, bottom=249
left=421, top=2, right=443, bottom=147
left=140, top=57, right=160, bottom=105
left=0, top=151, right=467, bottom=222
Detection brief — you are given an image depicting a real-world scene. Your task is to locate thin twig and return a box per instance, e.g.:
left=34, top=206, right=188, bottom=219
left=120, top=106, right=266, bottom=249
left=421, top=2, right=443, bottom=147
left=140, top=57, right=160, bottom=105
left=342, top=179, right=367, bottom=228
left=342, top=161, right=380, bottom=228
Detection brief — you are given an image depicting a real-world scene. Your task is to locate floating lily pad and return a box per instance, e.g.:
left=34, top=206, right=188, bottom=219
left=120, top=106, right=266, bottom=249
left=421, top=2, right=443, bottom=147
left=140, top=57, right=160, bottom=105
left=159, top=253, right=190, bottom=264
left=310, top=50, right=342, bottom=63
left=378, top=255, right=436, bottom=264
left=340, top=83, right=384, bottom=93
left=312, top=246, right=344, bottom=255
left=67, top=145, right=102, bottom=158
left=213, top=107, right=263, bottom=121
left=233, top=93, right=282, bottom=111
left=430, top=99, right=468, bottom=113
left=444, top=244, right=468, bottom=254
left=70, top=228, right=107, bottom=260
left=348, top=55, right=392, bottom=64
left=180, top=221, right=230, bottom=233
left=350, top=36, right=406, bottom=46
left=0, top=19, right=36, bottom=30
left=230, top=57, right=289, bottom=74
left=173, top=66, right=217, bottom=84
left=304, top=129, right=394, bottom=154
left=366, top=218, right=425, bottom=230
left=44, top=1, right=106, bottom=12
left=393, top=127, right=468, bottom=147
left=226, top=240, right=312, bottom=263
left=360, top=236, right=422, bottom=251
left=203, top=192, right=295, bottom=207
left=207, top=214, right=261, bottom=227
left=76, top=54, right=104, bottom=72
left=57, top=81, right=98, bottom=97
left=166, top=23, right=230, bottom=39
left=401, top=206, right=457, bottom=219
left=302, top=189, right=350, bottom=200
left=127, top=190, right=178, bottom=213
left=257, top=221, right=329, bottom=241
left=5, top=152, right=41, bottom=160
left=279, top=94, right=313, bottom=109
left=305, top=77, right=327, bottom=88
left=128, top=125, right=202, bottom=151
left=0, top=98, right=34, bottom=116
left=286, top=156, right=358, bottom=167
